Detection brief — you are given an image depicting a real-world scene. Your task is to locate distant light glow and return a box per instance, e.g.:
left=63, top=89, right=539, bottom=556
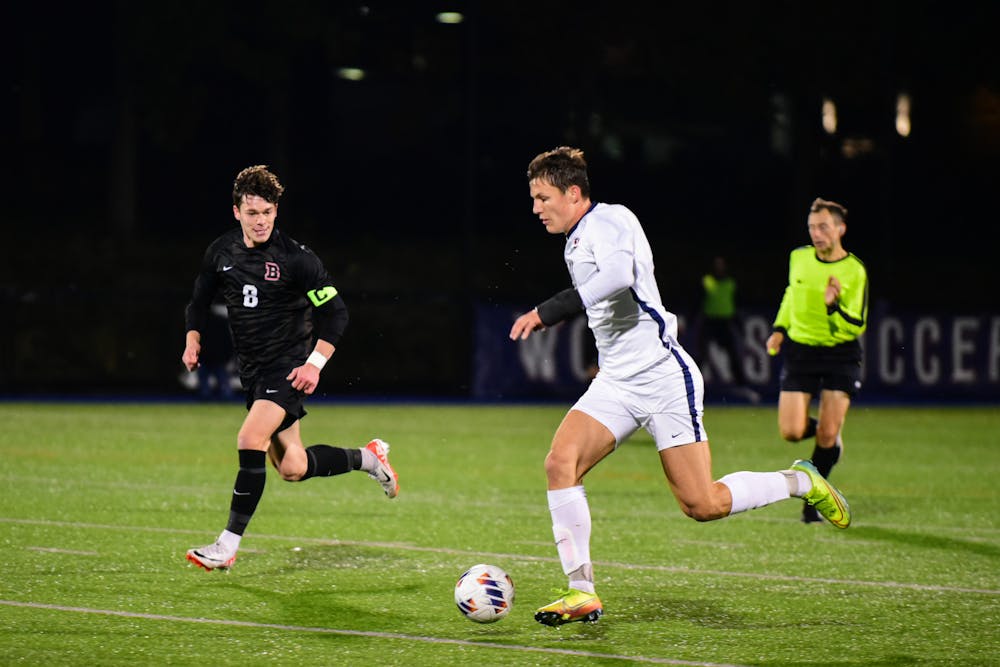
left=336, top=67, right=366, bottom=82
left=896, top=93, right=912, bottom=137
left=841, top=137, right=875, bottom=159
left=822, top=97, right=837, bottom=134
left=435, top=12, right=464, bottom=24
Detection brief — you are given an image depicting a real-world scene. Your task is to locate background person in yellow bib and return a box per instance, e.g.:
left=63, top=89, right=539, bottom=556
left=696, top=255, right=760, bottom=403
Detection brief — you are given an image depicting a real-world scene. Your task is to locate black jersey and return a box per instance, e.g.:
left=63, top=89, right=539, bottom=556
left=185, top=228, right=347, bottom=381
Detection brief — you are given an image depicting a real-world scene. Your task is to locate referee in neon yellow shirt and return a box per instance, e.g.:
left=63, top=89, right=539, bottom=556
left=766, top=198, right=868, bottom=524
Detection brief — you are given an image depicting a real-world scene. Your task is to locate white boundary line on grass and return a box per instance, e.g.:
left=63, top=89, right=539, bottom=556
left=0, top=599, right=748, bottom=667
left=3, top=516, right=998, bottom=596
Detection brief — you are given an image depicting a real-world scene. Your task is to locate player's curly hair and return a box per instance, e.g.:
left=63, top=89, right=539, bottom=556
left=232, top=165, right=285, bottom=206
left=527, top=146, right=591, bottom=197
left=810, top=197, right=848, bottom=223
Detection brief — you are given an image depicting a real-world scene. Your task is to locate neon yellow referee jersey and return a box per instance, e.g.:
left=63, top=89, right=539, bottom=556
left=772, top=246, right=868, bottom=346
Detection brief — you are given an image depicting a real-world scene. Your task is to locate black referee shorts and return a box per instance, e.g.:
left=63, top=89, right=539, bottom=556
left=243, top=368, right=307, bottom=432
left=779, top=338, right=863, bottom=398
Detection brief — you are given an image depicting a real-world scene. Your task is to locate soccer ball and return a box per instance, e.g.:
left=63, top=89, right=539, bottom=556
left=454, top=563, right=515, bottom=623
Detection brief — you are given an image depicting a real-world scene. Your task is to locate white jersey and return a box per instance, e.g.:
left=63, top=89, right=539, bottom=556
left=565, top=202, right=679, bottom=379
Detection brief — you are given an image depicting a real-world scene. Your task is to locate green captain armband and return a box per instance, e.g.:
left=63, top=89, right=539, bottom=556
left=307, top=286, right=338, bottom=307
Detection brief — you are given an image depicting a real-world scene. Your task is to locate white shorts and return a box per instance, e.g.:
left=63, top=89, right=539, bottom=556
left=572, top=345, right=707, bottom=451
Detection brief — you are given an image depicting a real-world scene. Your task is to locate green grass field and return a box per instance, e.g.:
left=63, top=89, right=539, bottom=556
left=1, top=402, right=997, bottom=666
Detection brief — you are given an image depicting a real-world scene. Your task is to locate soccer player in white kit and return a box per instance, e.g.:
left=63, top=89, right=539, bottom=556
left=510, top=147, right=852, bottom=627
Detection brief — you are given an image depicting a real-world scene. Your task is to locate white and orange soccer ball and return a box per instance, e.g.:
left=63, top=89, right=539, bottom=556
left=454, top=563, right=515, bottom=623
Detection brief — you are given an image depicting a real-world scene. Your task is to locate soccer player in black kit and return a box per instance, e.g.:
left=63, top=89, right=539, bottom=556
left=182, top=165, right=398, bottom=571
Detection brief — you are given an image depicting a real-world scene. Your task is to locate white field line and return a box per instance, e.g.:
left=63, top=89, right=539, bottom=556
left=0, top=599, right=747, bottom=667
left=3, top=516, right=997, bottom=596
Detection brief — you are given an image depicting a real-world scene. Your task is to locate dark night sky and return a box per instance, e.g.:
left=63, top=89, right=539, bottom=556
left=4, top=1, right=999, bottom=393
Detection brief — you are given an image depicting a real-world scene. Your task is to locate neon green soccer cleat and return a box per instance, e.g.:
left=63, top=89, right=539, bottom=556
left=791, top=459, right=851, bottom=529
left=534, top=588, right=603, bottom=626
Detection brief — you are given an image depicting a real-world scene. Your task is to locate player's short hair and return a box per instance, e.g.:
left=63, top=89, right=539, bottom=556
left=527, top=146, right=591, bottom=197
left=810, top=197, right=848, bottom=223
left=233, top=165, right=285, bottom=206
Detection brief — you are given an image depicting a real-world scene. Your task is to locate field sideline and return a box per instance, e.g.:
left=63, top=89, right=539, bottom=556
left=1, top=402, right=997, bottom=665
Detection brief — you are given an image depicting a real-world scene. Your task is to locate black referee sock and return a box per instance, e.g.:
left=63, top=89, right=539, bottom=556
left=810, top=442, right=842, bottom=479
left=300, top=445, right=362, bottom=480
left=802, top=417, right=818, bottom=440
left=226, top=449, right=267, bottom=536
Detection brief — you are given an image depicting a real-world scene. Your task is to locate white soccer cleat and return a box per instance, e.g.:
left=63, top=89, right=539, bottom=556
left=186, top=540, right=237, bottom=571
left=365, top=438, right=399, bottom=499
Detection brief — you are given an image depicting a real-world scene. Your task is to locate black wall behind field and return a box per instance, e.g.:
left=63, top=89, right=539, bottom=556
left=4, top=2, right=997, bottom=396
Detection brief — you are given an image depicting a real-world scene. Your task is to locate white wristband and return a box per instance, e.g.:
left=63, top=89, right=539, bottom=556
left=306, top=350, right=328, bottom=370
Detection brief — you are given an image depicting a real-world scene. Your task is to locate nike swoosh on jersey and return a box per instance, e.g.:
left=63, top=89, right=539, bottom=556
left=222, top=266, right=234, bottom=271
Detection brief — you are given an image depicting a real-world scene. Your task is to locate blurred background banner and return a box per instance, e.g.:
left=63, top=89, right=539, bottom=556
left=473, top=305, right=1000, bottom=402
left=473, top=306, right=596, bottom=401
left=3, top=2, right=998, bottom=401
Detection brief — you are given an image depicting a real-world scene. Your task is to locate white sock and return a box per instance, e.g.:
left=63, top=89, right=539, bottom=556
left=719, top=471, right=791, bottom=515
left=568, top=563, right=596, bottom=594
left=218, top=529, right=242, bottom=551
left=359, top=446, right=378, bottom=473
left=547, top=486, right=592, bottom=581
left=782, top=470, right=812, bottom=497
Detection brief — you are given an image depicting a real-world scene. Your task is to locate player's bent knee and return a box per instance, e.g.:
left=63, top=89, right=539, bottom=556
left=778, top=426, right=805, bottom=442
left=543, top=450, right=577, bottom=486
left=278, top=462, right=307, bottom=482
left=815, top=425, right=840, bottom=447
left=542, top=450, right=564, bottom=474
left=686, top=508, right=722, bottom=522
left=679, top=499, right=728, bottom=522
left=237, top=433, right=270, bottom=451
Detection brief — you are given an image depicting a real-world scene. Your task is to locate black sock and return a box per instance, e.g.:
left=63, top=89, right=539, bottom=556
left=300, top=445, right=362, bottom=480
left=802, top=417, right=818, bottom=440
left=810, top=443, right=842, bottom=479
left=226, top=449, right=267, bottom=536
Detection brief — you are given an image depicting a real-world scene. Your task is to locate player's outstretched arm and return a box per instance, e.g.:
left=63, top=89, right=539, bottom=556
left=511, top=286, right=586, bottom=340
left=182, top=330, right=202, bottom=371
left=510, top=309, right=545, bottom=340
left=287, top=339, right=335, bottom=395
left=766, top=330, right=784, bottom=357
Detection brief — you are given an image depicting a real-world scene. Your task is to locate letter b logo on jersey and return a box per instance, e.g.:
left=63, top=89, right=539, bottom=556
left=264, top=262, right=280, bottom=281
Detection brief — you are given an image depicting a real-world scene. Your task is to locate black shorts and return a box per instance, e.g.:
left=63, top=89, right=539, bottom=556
left=779, top=338, right=863, bottom=398
left=243, top=368, right=307, bottom=432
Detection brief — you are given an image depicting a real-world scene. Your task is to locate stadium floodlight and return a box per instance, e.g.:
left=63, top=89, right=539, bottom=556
left=335, top=67, right=366, bottom=82
left=435, top=12, right=464, bottom=24
left=896, top=93, right=912, bottom=137
left=822, top=97, right=837, bottom=134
